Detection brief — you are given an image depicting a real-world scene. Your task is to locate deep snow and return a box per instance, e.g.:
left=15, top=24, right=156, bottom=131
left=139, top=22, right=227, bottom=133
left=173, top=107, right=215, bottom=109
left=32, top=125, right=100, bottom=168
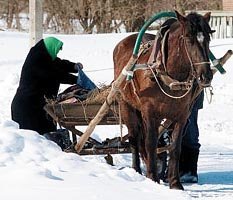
left=0, top=30, right=233, bottom=200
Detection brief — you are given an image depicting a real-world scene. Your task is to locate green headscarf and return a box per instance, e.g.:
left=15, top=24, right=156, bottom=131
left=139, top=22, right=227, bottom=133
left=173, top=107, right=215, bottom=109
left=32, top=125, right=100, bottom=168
left=43, top=37, right=63, bottom=60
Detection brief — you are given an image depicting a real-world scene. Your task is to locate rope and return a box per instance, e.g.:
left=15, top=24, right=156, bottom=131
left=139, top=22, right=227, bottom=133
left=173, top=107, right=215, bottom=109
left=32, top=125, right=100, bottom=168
left=161, top=30, right=170, bottom=72
left=85, top=68, right=113, bottom=73
left=77, top=98, right=89, bottom=123
left=118, top=103, right=123, bottom=140
left=194, top=61, right=211, bottom=66
left=83, top=41, right=152, bottom=74
left=60, top=103, right=67, bottom=118
left=148, top=64, right=193, bottom=99
left=152, top=33, right=211, bottom=100
left=131, top=79, right=141, bottom=104
left=182, top=36, right=195, bottom=76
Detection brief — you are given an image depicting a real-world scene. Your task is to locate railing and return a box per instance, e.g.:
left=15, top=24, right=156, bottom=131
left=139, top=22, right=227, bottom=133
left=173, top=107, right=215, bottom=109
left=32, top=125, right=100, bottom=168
left=187, top=11, right=233, bottom=39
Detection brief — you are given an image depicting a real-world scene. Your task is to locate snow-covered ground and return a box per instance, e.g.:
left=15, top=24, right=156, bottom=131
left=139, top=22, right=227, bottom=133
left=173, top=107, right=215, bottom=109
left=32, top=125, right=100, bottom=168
left=0, top=30, right=233, bottom=200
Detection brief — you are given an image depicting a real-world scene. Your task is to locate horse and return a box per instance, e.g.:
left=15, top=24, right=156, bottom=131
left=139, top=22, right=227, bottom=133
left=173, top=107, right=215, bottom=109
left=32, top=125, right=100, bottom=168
left=113, top=10, right=213, bottom=190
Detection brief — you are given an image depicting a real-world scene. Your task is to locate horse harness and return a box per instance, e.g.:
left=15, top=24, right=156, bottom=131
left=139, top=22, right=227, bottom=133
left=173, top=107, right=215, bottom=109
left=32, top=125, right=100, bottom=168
left=125, top=19, right=211, bottom=100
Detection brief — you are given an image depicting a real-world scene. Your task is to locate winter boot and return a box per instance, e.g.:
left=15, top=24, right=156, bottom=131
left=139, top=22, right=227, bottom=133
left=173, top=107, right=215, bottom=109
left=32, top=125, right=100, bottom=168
left=180, top=148, right=199, bottom=183
left=44, top=129, right=72, bottom=150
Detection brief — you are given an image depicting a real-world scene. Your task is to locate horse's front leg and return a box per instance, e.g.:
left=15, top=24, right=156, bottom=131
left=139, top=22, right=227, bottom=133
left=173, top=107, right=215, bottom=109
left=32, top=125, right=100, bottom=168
left=168, top=122, right=185, bottom=190
left=143, top=115, right=160, bottom=183
left=120, top=100, right=142, bottom=174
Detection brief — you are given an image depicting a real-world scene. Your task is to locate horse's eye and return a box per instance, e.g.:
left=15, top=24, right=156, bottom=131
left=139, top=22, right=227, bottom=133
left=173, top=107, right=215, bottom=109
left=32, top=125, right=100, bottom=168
left=197, top=32, right=204, bottom=43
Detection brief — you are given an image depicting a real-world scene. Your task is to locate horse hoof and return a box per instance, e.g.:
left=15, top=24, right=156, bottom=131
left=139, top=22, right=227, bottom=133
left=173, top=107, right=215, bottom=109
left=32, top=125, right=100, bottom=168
left=147, top=174, right=160, bottom=183
left=170, top=183, right=184, bottom=190
left=132, top=166, right=142, bottom=174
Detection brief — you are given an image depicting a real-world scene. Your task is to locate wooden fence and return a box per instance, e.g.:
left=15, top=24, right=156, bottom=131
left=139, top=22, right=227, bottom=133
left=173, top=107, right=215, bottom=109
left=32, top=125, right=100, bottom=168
left=188, top=11, right=233, bottom=39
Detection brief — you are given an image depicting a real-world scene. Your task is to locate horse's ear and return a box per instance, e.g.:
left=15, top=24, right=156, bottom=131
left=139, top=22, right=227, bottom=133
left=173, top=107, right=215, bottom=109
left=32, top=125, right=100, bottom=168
left=203, top=12, right=211, bottom=23
left=175, top=10, right=187, bottom=25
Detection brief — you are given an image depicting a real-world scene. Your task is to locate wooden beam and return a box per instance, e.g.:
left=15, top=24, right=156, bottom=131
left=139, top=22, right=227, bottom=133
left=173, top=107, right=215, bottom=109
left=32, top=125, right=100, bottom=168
left=29, top=0, right=43, bottom=47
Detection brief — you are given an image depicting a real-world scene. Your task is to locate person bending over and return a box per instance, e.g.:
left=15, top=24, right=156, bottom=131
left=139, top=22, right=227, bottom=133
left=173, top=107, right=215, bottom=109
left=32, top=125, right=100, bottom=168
left=11, top=37, right=96, bottom=135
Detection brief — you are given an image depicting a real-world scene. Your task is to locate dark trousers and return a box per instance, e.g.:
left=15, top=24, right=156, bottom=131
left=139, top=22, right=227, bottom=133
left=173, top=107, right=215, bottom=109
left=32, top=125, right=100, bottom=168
left=179, top=107, right=201, bottom=176
left=182, top=107, right=201, bottom=150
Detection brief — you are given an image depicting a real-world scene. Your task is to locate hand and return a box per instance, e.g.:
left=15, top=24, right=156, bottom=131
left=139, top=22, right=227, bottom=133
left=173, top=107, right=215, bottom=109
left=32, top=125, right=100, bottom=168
left=74, top=62, right=83, bottom=72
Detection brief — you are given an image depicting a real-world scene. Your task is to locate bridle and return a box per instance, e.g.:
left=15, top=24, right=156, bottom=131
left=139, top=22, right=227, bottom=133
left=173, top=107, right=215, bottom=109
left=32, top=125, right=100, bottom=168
left=148, top=24, right=211, bottom=99
left=123, top=19, right=213, bottom=99
left=180, top=29, right=211, bottom=88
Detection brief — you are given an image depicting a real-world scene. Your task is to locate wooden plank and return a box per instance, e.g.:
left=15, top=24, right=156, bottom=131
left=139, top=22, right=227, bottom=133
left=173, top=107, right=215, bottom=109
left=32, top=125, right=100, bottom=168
left=194, top=10, right=233, bottom=17
left=212, top=17, right=217, bottom=39
left=58, top=117, right=119, bottom=126
left=50, top=103, right=118, bottom=118
left=222, top=17, right=227, bottom=38
left=216, top=17, right=221, bottom=39
left=79, top=147, right=131, bottom=155
left=209, top=16, right=213, bottom=27
left=67, top=126, right=102, bottom=145
left=45, top=103, right=119, bottom=124
left=229, top=17, right=233, bottom=38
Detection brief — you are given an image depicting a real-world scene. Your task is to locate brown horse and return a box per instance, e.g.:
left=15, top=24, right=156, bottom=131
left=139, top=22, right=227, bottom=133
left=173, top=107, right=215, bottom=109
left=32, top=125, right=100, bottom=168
left=113, top=11, right=213, bottom=190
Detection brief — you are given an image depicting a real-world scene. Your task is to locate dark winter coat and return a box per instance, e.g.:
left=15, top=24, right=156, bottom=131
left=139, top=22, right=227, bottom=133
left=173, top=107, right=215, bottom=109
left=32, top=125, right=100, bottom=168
left=11, top=39, right=78, bottom=134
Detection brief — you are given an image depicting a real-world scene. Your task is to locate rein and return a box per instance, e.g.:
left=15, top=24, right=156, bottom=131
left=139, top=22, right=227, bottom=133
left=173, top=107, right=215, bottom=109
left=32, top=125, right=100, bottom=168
left=146, top=30, right=196, bottom=99
left=124, top=28, right=212, bottom=99
left=148, top=64, right=194, bottom=99
left=148, top=28, right=211, bottom=99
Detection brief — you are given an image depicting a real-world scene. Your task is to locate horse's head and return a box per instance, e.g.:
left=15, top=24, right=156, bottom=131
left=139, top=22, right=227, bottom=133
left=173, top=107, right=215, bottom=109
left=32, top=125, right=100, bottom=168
left=168, top=11, right=214, bottom=87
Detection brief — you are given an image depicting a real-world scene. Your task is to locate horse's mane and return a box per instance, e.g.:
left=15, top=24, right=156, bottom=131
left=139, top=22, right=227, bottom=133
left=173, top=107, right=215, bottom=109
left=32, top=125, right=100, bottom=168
left=186, top=12, right=212, bottom=42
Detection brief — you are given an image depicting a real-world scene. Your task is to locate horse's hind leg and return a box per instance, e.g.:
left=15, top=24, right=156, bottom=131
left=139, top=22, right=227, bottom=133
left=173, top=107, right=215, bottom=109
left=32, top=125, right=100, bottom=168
left=120, top=100, right=142, bottom=174
left=143, top=116, right=160, bottom=183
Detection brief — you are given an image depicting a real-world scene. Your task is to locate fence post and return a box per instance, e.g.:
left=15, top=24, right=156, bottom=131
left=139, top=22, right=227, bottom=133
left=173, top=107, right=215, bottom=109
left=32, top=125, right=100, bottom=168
left=29, top=0, right=43, bottom=47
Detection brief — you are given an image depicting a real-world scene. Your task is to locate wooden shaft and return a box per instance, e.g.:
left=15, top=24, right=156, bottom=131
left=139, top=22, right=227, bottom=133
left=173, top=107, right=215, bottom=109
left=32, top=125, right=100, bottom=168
left=75, top=55, right=138, bottom=153
left=219, top=50, right=233, bottom=66
left=212, top=50, right=233, bottom=74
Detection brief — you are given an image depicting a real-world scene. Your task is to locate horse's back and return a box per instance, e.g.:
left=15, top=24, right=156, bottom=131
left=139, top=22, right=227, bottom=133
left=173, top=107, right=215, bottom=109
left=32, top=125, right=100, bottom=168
left=113, top=33, right=155, bottom=79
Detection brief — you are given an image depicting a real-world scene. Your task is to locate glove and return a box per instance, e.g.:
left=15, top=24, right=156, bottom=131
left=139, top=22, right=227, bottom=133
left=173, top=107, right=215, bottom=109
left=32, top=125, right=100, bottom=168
left=74, top=62, right=83, bottom=72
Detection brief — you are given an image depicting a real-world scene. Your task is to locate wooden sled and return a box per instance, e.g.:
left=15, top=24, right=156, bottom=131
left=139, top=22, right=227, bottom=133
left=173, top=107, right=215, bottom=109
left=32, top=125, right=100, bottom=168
left=44, top=98, right=131, bottom=156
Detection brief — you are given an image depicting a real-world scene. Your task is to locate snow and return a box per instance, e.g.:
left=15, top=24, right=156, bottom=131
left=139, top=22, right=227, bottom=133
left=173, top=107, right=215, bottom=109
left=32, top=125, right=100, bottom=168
left=0, top=30, right=233, bottom=200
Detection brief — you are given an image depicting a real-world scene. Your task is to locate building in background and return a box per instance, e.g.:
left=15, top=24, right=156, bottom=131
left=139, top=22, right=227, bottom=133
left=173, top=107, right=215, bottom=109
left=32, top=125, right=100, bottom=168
left=223, top=0, right=233, bottom=10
